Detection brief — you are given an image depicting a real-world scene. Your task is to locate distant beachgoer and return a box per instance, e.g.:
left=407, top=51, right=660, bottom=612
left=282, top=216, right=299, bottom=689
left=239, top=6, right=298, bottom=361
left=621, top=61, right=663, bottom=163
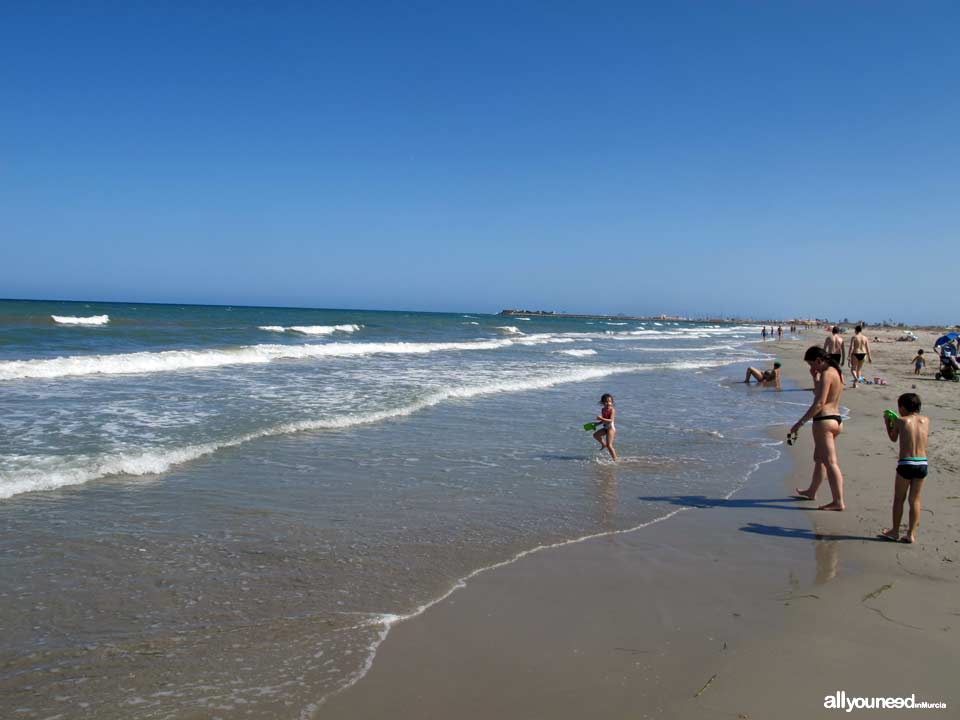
left=592, top=393, right=618, bottom=461
left=880, top=393, right=929, bottom=544
left=912, top=349, right=925, bottom=375
left=761, top=327, right=767, bottom=341
left=823, top=326, right=845, bottom=370
left=777, top=325, right=783, bottom=341
left=744, top=361, right=781, bottom=387
left=847, top=325, right=872, bottom=388
left=791, top=347, right=846, bottom=511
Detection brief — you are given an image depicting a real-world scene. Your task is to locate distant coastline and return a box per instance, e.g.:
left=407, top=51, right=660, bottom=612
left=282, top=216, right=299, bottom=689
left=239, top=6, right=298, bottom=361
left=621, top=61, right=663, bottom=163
left=499, top=309, right=739, bottom=323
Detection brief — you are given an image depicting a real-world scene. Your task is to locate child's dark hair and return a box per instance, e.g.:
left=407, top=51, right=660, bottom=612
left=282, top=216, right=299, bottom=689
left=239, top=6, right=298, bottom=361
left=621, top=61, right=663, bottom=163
left=917, top=349, right=924, bottom=355
left=803, top=345, right=843, bottom=379
left=898, top=393, right=921, bottom=414
left=599, top=393, right=614, bottom=405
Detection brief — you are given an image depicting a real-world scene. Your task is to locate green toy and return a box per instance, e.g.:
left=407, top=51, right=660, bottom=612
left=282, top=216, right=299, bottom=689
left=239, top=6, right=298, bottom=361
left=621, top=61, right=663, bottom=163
left=883, top=409, right=899, bottom=421
left=583, top=422, right=598, bottom=431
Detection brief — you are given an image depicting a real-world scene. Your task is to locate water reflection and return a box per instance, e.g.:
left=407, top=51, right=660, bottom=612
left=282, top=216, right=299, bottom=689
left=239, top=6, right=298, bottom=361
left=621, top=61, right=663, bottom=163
left=814, top=538, right=839, bottom=585
left=591, top=463, right=618, bottom=531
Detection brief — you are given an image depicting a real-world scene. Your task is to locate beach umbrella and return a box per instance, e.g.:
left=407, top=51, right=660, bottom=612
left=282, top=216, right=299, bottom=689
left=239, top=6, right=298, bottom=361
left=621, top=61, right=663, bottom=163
left=934, top=332, right=959, bottom=348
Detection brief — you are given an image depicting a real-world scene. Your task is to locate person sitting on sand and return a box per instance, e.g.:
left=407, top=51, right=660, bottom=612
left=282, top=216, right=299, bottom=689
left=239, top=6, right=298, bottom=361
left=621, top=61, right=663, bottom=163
left=791, top=347, right=846, bottom=511
left=847, top=325, right=872, bottom=387
left=743, top=362, right=781, bottom=387
left=912, top=349, right=925, bottom=375
left=592, top=393, right=618, bottom=461
left=880, top=393, right=929, bottom=544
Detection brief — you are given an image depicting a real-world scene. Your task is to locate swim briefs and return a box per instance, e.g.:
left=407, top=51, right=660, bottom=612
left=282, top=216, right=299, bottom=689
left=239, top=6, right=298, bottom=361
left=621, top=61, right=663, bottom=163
left=897, top=457, right=928, bottom=480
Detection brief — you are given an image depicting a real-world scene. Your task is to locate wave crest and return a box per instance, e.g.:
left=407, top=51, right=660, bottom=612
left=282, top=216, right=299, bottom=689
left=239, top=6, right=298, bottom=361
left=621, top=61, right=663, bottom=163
left=259, top=324, right=361, bottom=335
left=51, top=315, right=109, bottom=325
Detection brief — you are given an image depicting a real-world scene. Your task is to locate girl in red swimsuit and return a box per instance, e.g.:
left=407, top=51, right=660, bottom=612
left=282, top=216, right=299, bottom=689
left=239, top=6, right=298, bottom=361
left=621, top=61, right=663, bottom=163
left=592, top=393, right=618, bottom=461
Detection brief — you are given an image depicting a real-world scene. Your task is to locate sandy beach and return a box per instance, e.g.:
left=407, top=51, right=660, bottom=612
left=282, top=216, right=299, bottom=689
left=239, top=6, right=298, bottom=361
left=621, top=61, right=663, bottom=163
left=321, top=327, right=958, bottom=719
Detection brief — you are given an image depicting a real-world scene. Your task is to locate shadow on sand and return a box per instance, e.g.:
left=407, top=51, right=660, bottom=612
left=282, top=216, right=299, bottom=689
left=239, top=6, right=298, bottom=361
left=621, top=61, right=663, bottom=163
left=636, top=494, right=809, bottom=511
left=739, top=522, right=885, bottom=543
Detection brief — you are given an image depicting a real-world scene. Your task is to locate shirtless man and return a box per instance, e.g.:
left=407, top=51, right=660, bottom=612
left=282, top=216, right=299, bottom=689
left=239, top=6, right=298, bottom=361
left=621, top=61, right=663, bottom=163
left=823, top=326, right=845, bottom=379
left=791, top=347, right=846, bottom=510
left=847, top=325, right=872, bottom=388
left=880, top=394, right=929, bottom=544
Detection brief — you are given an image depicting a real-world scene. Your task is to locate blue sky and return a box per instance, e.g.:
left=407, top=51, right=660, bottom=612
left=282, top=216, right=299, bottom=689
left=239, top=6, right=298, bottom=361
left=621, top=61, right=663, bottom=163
left=2, top=2, right=957, bottom=323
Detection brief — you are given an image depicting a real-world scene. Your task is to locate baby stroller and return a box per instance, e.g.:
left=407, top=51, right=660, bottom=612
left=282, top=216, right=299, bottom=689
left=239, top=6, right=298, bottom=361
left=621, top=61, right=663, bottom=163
left=934, top=333, right=960, bottom=382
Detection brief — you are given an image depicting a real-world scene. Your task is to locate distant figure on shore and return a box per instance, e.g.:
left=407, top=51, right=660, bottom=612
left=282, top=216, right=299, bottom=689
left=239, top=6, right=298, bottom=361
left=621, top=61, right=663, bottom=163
left=744, top=361, right=781, bottom=387
left=791, top=347, right=846, bottom=511
left=823, top=326, right=845, bottom=376
left=880, top=393, right=929, bottom=544
left=761, top=327, right=767, bottom=341
left=592, top=393, right=618, bottom=461
left=848, top=325, right=872, bottom=387
left=777, top=325, right=783, bottom=341
left=912, top=349, right=925, bottom=375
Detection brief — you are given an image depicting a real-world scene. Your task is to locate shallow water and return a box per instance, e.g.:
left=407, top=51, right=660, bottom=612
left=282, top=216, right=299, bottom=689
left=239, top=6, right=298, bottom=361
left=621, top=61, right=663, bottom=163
left=0, top=301, right=798, bottom=717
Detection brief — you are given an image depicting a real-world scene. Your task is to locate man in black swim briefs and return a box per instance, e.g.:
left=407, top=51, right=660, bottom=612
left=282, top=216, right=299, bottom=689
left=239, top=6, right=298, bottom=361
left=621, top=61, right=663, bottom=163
left=823, top=326, right=845, bottom=373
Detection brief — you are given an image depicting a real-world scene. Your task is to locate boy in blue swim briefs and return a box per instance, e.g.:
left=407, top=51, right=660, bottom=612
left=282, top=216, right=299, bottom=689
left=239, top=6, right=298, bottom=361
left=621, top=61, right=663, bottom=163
left=911, top=349, right=925, bottom=375
left=880, top=393, right=930, bottom=544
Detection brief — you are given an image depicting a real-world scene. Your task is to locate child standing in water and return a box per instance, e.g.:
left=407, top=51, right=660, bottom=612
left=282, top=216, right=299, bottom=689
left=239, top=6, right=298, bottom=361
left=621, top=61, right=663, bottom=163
left=880, top=393, right=930, bottom=544
left=592, top=393, right=618, bottom=461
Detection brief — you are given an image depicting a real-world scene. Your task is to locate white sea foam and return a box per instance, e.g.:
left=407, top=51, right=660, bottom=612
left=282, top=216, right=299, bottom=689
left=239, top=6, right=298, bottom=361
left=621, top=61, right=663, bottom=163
left=556, top=349, right=597, bottom=357
left=0, top=358, right=741, bottom=499
left=51, top=314, right=110, bottom=325
left=0, top=339, right=520, bottom=381
left=495, top=326, right=523, bottom=335
left=515, top=317, right=531, bottom=321
left=259, top=324, right=361, bottom=335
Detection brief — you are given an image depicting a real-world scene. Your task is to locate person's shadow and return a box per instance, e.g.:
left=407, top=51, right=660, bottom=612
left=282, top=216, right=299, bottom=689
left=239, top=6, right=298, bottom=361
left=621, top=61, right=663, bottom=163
left=738, top=522, right=879, bottom=542
left=636, top=494, right=808, bottom=511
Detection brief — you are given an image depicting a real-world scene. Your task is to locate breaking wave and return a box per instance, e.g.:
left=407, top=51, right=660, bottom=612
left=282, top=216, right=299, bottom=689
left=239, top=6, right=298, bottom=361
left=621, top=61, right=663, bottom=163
left=51, top=314, right=109, bottom=326
left=259, top=324, right=361, bottom=335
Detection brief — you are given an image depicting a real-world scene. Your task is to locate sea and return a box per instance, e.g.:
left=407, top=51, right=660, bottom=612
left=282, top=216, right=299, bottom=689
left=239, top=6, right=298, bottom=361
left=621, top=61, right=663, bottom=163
left=0, top=299, right=802, bottom=718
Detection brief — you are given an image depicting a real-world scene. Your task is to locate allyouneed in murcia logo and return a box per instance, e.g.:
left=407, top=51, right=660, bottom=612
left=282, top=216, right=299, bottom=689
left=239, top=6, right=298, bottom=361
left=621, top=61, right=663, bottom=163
left=825, top=691, right=947, bottom=712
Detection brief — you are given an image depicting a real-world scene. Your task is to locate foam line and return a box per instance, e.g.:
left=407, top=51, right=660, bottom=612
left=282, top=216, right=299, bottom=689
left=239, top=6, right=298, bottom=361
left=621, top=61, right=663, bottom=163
left=0, top=358, right=744, bottom=499
left=51, top=314, right=109, bottom=325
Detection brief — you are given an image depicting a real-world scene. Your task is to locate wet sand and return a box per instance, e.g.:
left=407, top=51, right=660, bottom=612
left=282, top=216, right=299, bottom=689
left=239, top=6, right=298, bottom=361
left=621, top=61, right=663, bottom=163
left=319, top=329, right=959, bottom=719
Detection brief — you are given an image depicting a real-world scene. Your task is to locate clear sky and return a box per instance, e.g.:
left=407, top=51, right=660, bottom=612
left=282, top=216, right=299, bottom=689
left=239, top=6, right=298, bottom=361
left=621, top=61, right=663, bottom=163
left=2, top=2, right=957, bottom=324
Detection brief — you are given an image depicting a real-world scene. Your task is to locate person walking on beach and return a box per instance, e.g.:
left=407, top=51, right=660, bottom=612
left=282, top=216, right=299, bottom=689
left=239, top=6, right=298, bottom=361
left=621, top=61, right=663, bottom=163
left=880, top=393, right=929, bottom=544
left=761, top=327, right=767, bottom=341
left=791, top=347, right=846, bottom=511
left=777, top=325, right=783, bottom=341
left=848, top=325, right=872, bottom=388
left=912, top=349, right=926, bottom=375
left=823, top=326, right=845, bottom=376
left=592, top=393, right=618, bottom=461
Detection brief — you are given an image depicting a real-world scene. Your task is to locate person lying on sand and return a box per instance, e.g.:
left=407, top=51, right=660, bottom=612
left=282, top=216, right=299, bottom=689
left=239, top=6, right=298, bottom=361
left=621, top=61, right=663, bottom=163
left=880, top=393, right=930, bottom=544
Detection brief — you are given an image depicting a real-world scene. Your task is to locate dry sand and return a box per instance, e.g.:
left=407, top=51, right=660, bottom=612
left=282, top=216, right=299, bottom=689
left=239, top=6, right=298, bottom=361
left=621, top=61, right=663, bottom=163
left=319, top=327, right=958, bottom=719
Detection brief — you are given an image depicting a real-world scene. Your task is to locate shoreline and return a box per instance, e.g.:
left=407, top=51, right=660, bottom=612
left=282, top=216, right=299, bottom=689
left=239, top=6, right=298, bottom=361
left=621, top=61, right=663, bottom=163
left=320, top=332, right=958, bottom=718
